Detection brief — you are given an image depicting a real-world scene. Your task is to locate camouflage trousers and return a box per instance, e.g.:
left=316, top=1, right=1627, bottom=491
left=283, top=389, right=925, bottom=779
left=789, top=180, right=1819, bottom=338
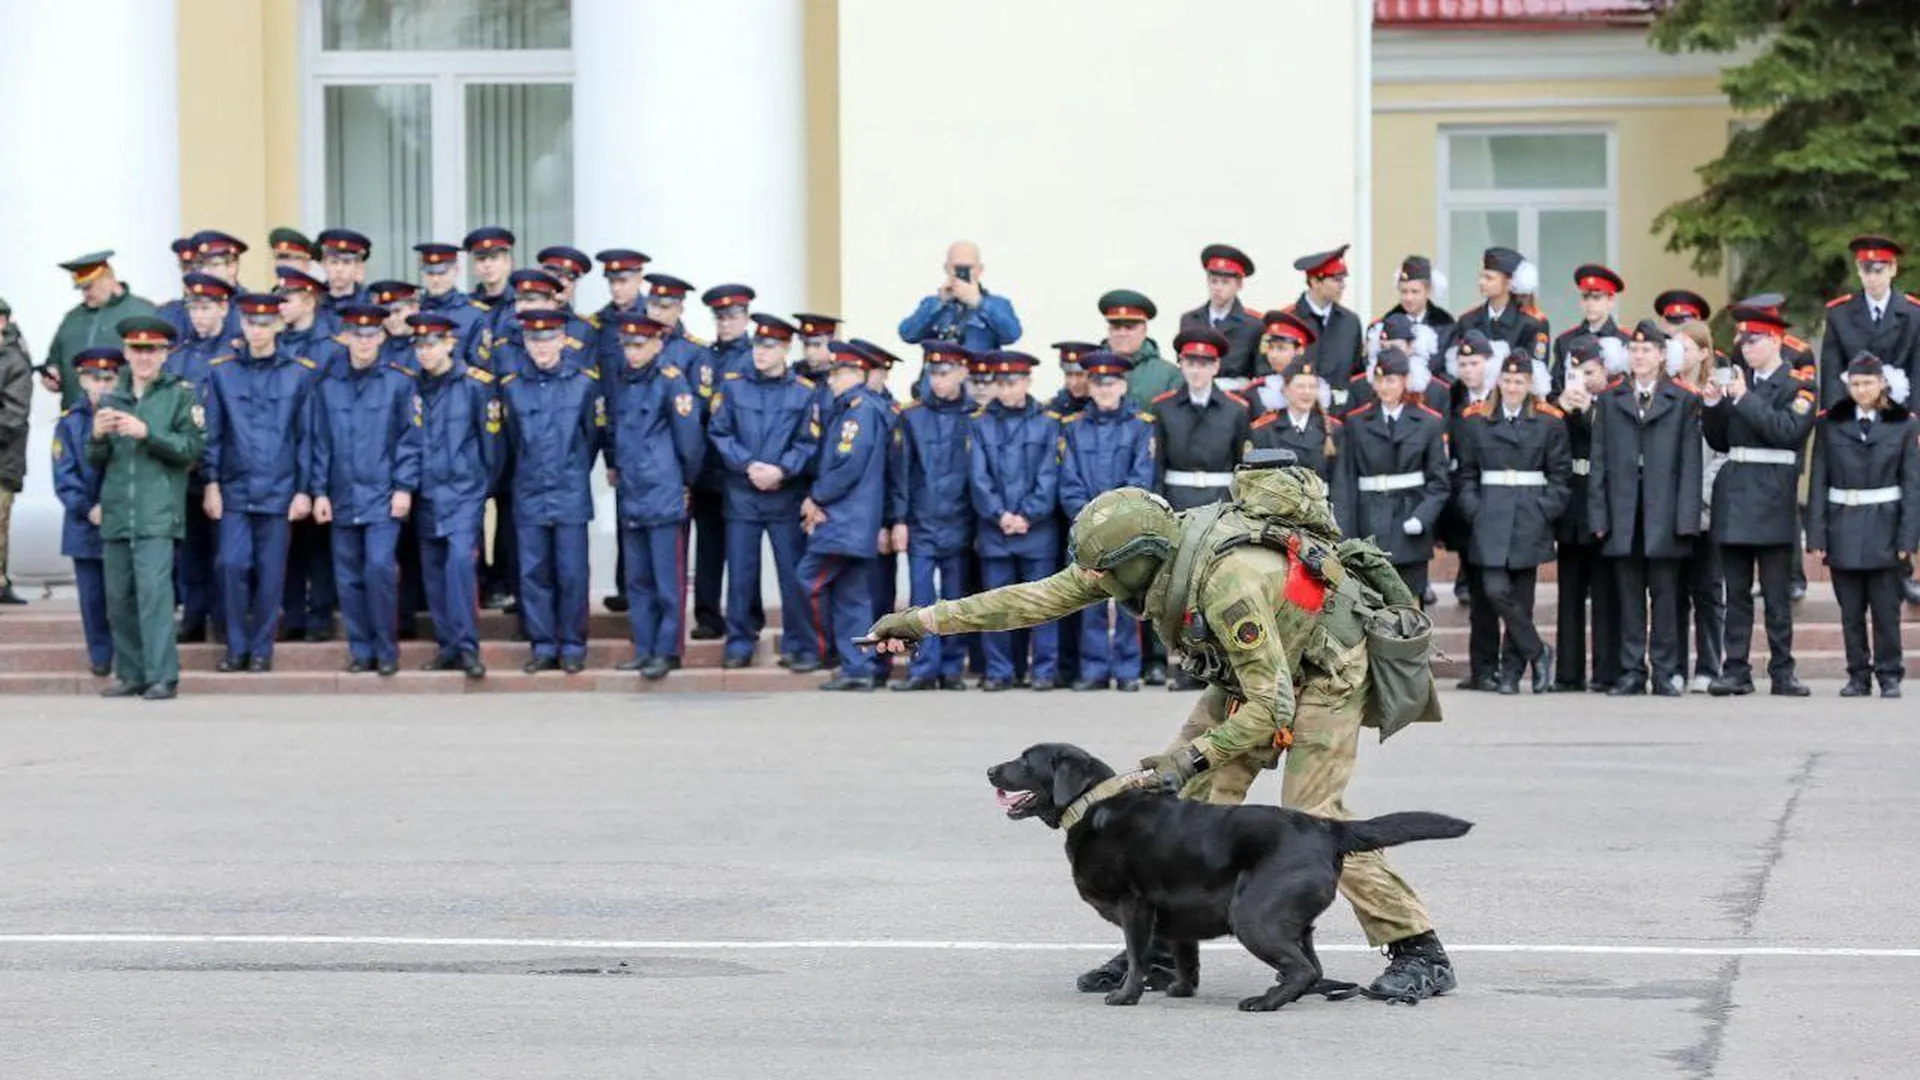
left=1170, top=681, right=1433, bottom=947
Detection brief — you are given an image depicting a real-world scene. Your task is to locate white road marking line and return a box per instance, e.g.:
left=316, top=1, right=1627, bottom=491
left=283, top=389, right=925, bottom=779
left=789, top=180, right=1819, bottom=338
left=0, top=934, right=1914, bottom=958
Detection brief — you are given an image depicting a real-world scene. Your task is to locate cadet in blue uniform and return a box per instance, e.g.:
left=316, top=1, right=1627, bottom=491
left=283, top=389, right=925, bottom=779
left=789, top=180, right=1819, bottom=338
left=55, top=347, right=120, bottom=675
left=498, top=309, right=606, bottom=673
left=1045, top=340, right=1097, bottom=686
left=797, top=342, right=890, bottom=690
left=273, top=266, right=343, bottom=642
left=159, top=230, right=245, bottom=343
left=1057, top=349, right=1156, bottom=691
left=968, top=349, right=1063, bottom=690
left=413, top=242, right=488, bottom=366
left=315, top=228, right=372, bottom=313
left=793, top=313, right=841, bottom=420
left=606, top=313, right=704, bottom=680
left=462, top=226, right=519, bottom=364
left=849, top=337, right=906, bottom=681
left=591, top=249, right=655, bottom=615
left=409, top=312, right=498, bottom=679
left=165, top=272, right=240, bottom=642
left=889, top=343, right=977, bottom=690
left=708, top=314, right=819, bottom=668
left=309, top=304, right=422, bottom=676
left=268, top=228, right=318, bottom=273
left=534, top=246, right=602, bottom=351
left=369, top=281, right=422, bottom=370
left=691, top=283, right=758, bottom=640
left=369, top=281, right=429, bottom=640
left=202, top=293, right=320, bottom=672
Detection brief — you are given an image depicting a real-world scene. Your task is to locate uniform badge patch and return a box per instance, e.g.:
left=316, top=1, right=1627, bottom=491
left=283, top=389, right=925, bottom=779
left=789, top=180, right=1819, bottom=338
left=190, top=404, right=206, bottom=429
left=411, top=395, right=424, bottom=427
left=675, top=392, right=693, bottom=417
left=1791, top=394, right=1812, bottom=415
left=50, top=437, right=64, bottom=460
left=700, top=366, right=712, bottom=386
left=485, top=398, right=504, bottom=434
left=1233, top=619, right=1264, bottom=647
left=837, top=418, right=859, bottom=453
left=594, top=395, right=608, bottom=427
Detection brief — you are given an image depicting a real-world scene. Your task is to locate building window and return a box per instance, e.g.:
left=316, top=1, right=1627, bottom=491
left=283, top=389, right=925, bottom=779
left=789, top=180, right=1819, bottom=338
left=303, top=0, right=574, bottom=281
left=1439, top=128, right=1616, bottom=336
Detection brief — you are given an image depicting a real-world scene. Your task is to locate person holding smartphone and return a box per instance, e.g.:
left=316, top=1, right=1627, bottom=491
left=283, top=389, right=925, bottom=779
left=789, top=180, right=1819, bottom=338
left=897, top=241, right=1023, bottom=354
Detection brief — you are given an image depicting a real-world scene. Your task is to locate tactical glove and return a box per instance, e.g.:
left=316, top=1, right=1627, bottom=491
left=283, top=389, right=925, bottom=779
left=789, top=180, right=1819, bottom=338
left=1139, top=745, right=1209, bottom=791
left=866, top=609, right=928, bottom=644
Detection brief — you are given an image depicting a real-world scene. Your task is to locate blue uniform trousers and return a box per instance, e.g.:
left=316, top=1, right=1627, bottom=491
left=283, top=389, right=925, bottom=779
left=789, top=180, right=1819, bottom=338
left=516, top=521, right=590, bottom=662
left=620, top=522, right=686, bottom=661
left=333, top=519, right=402, bottom=665
left=420, top=524, right=482, bottom=659
left=980, top=553, right=1058, bottom=684
left=281, top=519, right=337, bottom=635
left=175, top=496, right=219, bottom=635
left=1077, top=599, right=1142, bottom=683
left=906, top=552, right=968, bottom=682
left=691, top=488, right=740, bottom=635
left=73, top=556, right=112, bottom=669
left=796, top=551, right=875, bottom=680
left=217, top=512, right=291, bottom=662
left=724, top=517, right=805, bottom=664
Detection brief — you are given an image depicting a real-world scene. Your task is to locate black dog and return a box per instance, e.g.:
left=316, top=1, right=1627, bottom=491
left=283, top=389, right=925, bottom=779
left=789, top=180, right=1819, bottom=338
left=988, top=742, right=1472, bottom=1011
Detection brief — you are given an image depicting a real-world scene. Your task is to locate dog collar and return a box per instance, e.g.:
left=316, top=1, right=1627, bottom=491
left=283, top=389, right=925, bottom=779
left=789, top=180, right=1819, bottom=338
left=1056, top=770, right=1159, bottom=830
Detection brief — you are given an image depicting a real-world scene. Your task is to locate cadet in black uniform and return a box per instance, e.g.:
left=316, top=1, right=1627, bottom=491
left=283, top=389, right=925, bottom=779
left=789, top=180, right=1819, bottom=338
left=1551, top=265, right=1623, bottom=398
left=1703, top=305, right=1817, bottom=697
left=1242, top=310, right=1317, bottom=421
left=1247, top=357, right=1341, bottom=481
left=1178, top=244, right=1264, bottom=391
left=1456, top=353, right=1573, bottom=693
left=1458, top=247, right=1551, bottom=374
left=1441, top=330, right=1506, bottom=686
left=1551, top=333, right=1626, bottom=692
left=1288, top=246, right=1364, bottom=406
left=1333, top=346, right=1451, bottom=601
left=1806, top=352, right=1920, bottom=697
left=1377, top=255, right=1457, bottom=398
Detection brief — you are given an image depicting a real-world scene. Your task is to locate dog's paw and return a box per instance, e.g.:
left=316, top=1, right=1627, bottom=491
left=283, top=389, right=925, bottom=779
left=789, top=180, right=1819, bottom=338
left=1166, top=980, right=1196, bottom=999
left=1104, top=987, right=1144, bottom=1006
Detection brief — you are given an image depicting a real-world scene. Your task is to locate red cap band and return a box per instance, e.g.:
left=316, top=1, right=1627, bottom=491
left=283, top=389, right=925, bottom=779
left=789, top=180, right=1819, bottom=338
left=1577, top=275, right=1617, bottom=295
left=1180, top=342, right=1221, bottom=359
left=1204, top=255, right=1247, bottom=276
left=1856, top=248, right=1895, bottom=264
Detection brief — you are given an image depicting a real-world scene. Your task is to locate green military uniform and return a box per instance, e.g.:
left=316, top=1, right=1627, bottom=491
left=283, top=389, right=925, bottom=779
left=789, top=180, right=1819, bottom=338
left=47, top=280, right=158, bottom=410
left=89, top=366, right=204, bottom=691
left=1122, top=338, right=1181, bottom=410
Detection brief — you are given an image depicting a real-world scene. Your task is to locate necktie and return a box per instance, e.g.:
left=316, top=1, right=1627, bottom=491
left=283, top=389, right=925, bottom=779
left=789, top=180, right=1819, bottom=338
left=1638, top=390, right=1651, bottom=419
left=1860, top=417, right=1873, bottom=440
left=1872, top=305, right=1884, bottom=325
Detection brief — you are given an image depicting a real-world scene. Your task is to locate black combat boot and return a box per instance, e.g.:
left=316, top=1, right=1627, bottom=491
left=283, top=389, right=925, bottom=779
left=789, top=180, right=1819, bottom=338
left=1075, top=944, right=1177, bottom=994
left=1363, top=930, right=1456, bottom=1004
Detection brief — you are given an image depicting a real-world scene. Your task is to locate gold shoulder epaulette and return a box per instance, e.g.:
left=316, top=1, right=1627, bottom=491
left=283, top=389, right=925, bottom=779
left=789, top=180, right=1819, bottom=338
left=294, top=356, right=316, bottom=369
left=661, top=365, right=681, bottom=379
left=467, top=367, right=494, bottom=384
left=501, top=373, right=518, bottom=384
left=724, top=370, right=743, bottom=380
left=1463, top=400, right=1491, bottom=418
left=1416, top=403, right=1445, bottom=420
left=565, top=336, right=586, bottom=351
left=585, top=313, right=602, bottom=330
left=684, top=332, right=709, bottom=347
left=1043, top=409, right=1062, bottom=420
left=1827, top=294, right=1855, bottom=308
left=1136, top=411, right=1155, bottom=423
left=1535, top=402, right=1564, bottom=418
left=581, top=366, right=600, bottom=380
left=1062, top=411, right=1084, bottom=424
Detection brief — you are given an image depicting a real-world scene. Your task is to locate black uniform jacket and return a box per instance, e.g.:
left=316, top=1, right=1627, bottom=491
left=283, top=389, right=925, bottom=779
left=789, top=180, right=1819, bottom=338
left=1806, top=398, right=1920, bottom=570
left=1456, top=397, right=1572, bottom=569
left=1703, top=366, right=1817, bottom=546
left=1332, top=399, right=1450, bottom=565
left=1586, top=375, right=1705, bottom=560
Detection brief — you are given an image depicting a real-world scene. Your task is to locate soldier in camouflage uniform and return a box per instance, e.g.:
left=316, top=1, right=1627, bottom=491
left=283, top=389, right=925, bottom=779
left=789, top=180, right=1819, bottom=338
left=867, top=470, right=1455, bottom=1003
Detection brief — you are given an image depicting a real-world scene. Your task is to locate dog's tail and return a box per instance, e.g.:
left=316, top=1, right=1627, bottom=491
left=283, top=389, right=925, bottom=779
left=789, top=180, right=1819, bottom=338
left=1335, top=812, right=1473, bottom=856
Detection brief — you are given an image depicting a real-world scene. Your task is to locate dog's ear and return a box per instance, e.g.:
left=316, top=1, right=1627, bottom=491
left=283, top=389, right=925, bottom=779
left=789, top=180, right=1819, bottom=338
left=1048, top=751, right=1096, bottom=810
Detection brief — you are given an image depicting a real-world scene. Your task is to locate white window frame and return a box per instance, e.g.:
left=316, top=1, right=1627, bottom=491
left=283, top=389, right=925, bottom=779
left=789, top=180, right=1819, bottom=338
left=1437, top=124, right=1620, bottom=298
left=298, top=0, right=575, bottom=254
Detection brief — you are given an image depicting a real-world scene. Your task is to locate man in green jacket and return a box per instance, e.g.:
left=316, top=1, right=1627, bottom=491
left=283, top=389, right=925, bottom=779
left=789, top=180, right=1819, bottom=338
left=89, top=316, right=204, bottom=700
left=43, top=251, right=158, bottom=410
left=1100, top=289, right=1180, bottom=408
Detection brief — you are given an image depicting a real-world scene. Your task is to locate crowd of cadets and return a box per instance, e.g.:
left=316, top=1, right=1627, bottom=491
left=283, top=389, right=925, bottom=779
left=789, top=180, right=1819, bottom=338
left=44, top=229, right=1920, bottom=697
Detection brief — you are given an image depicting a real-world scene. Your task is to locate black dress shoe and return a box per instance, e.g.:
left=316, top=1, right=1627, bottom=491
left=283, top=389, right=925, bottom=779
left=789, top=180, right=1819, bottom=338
left=1606, top=679, right=1644, bottom=696
left=141, top=682, right=177, bottom=701
left=615, top=655, right=652, bottom=672
left=345, top=659, right=373, bottom=674
left=1880, top=680, right=1903, bottom=699
left=1840, top=678, right=1871, bottom=698
left=1142, top=664, right=1167, bottom=686
left=523, top=656, right=559, bottom=674
left=1495, top=677, right=1520, bottom=696
left=1904, top=579, right=1920, bottom=606
left=1708, top=676, right=1754, bottom=696
left=89, top=662, right=113, bottom=678
left=217, top=655, right=248, bottom=673
left=1453, top=583, right=1471, bottom=604
left=0, top=585, right=26, bottom=605
left=247, top=656, right=272, bottom=674
left=721, top=655, right=751, bottom=670
left=690, top=624, right=724, bottom=640
left=1531, top=646, right=1554, bottom=694
left=1548, top=680, right=1584, bottom=694
left=938, top=675, right=968, bottom=691
left=787, top=657, right=822, bottom=674
left=1456, top=676, right=1497, bottom=692
left=1030, top=681, right=1056, bottom=692
left=1588, top=680, right=1612, bottom=693
left=1652, top=681, right=1682, bottom=697
left=980, top=679, right=1012, bottom=692
left=101, top=681, right=147, bottom=698
left=1771, top=677, right=1811, bottom=697
left=891, top=677, right=937, bottom=691
left=1789, top=583, right=1807, bottom=602
left=1069, top=678, right=1108, bottom=692
left=1422, top=585, right=1437, bottom=606
left=420, top=653, right=459, bottom=671
left=377, top=659, right=399, bottom=677
left=1114, top=679, right=1141, bottom=692
left=819, top=675, right=875, bottom=691
left=640, top=656, right=678, bottom=681
left=603, top=594, right=629, bottom=613
left=561, top=656, right=586, bottom=675
left=460, top=651, right=486, bottom=679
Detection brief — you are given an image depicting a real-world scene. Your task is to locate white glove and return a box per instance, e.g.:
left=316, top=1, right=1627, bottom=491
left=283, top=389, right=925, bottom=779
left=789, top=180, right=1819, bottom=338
left=1402, top=517, right=1424, bottom=536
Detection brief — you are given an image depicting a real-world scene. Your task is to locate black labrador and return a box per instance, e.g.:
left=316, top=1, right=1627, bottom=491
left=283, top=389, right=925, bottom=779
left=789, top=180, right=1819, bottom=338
left=987, top=742, right=1472, bottom=1011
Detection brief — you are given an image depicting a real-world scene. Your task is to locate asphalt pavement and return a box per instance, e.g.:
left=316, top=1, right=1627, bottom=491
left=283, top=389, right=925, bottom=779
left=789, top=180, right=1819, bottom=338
left=0, top=684, right=1912, bottom=1079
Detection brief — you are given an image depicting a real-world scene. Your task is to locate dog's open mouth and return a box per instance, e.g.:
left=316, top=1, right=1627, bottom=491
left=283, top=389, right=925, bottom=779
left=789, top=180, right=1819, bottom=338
left=995, top=788, right=1038, bottom=817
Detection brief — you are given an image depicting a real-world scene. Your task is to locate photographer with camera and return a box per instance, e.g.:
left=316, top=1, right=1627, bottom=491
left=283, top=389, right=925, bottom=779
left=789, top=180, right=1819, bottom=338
left=898, top=241, right=1023, bottom=354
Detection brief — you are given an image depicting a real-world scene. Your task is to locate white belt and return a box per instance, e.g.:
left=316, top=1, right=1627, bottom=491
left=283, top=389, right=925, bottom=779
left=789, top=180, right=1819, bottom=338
left=1165, top=470, right=1233, bottom=488
left=1827, top=486, right=1901, bottom=507
left=1481, top=469, right=1548, bottom=487
left=1357, top=471, right=1426, bottom=492
left=1570, top=458, right=1590, bottom=476
left=1728, top=446, right=1797, bottom=465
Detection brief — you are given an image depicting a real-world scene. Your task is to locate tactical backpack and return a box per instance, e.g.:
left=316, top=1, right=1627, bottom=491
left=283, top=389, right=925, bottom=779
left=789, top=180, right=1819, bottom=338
left=1157, top=465, right=1444, bottom=741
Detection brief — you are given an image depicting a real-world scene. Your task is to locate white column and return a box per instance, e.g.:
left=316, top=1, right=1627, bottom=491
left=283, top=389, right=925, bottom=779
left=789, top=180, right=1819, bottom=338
left=571, top=0, right=808, bottom=599
left=0, top=0, right=180, bottom=586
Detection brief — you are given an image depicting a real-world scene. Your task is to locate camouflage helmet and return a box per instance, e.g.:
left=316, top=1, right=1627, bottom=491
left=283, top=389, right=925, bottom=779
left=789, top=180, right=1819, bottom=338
left=1067, top=487, right=1178, bottom=570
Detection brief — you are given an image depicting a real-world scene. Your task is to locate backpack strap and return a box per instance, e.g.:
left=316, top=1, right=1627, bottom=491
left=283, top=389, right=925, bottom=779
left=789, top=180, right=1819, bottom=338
left=1159, top=502, right=1231, bottom=642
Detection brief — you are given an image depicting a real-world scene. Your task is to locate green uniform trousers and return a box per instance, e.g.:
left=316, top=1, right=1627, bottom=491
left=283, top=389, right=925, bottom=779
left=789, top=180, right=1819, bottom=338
left=1171, top=680, right=1432, bottom=947
left=104, top=537, right=180, bottom=687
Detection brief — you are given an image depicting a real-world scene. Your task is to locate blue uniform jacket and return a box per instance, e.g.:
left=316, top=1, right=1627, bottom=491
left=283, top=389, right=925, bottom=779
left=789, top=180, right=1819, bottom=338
left=52, top=400, right=104, bottom=559
left=609, top=360, right=705, bottom=527
left=693, top=336, right=753, bottom=400
left=806, top=388, right=888, bottom=557
left=202, top=350, right=319, bottom=514
left=707, top=368, right=819, bottom=522
left=415, top=363, right=502, bottom=540
left=281, top=321, right=347, bottom=379
left=968, top=397, right=1062, bottom=559
left=1058, top=402, right=1157, bottom=519
left=889, top=392, right=975, bottom=557
left=310, top=362, right=424, bottom=526
left=1046, top=389, right=1092, bottom=418
left=898, top=291, right=1023, bottom=354
left=591, top=302, right=644, bottom=383
left=500, top=363, right=606, bottom=526
left=159, top=299, right=242, bottom=346
left=165, top=333, right=240, bottom=390
left=419, top=288, right=489, bottom=367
